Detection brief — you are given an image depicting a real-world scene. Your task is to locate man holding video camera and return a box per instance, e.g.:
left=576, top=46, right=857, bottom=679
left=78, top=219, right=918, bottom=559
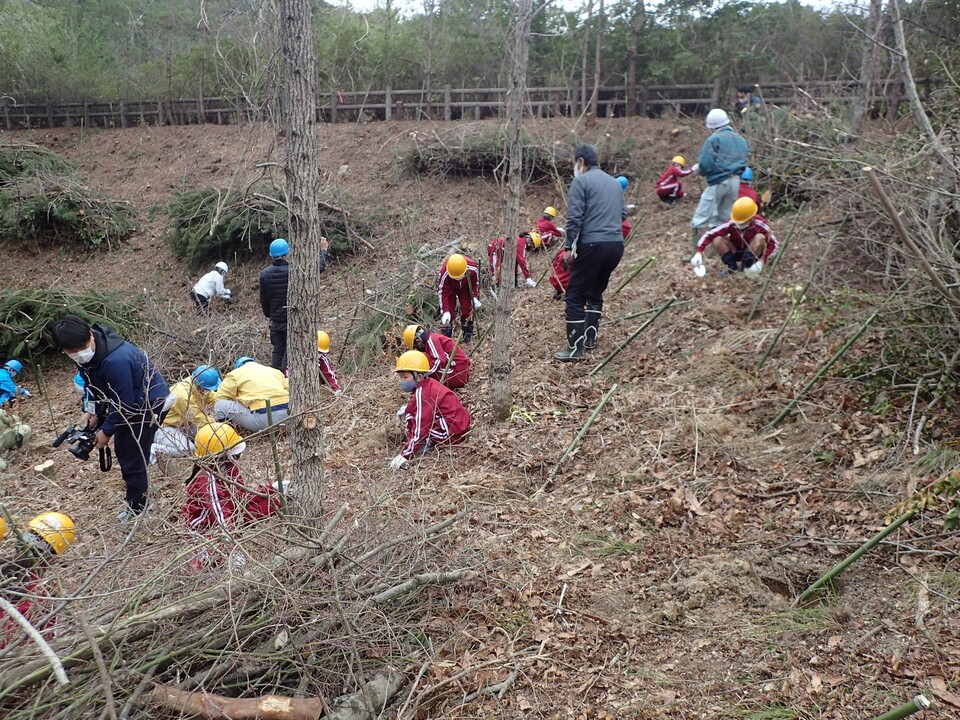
left=52, top=315, right=169, bottom=522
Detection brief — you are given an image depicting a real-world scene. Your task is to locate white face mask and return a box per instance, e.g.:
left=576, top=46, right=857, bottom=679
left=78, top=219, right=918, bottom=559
left=573, top=161, right=584, bottom=178
left=734, top=221, right=751, bottom=231
left=67, top=346, right=95, bottom=364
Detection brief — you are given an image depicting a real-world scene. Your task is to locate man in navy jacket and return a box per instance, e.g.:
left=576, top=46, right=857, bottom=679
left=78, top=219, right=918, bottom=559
left=52, top=315, right=169, bottom=522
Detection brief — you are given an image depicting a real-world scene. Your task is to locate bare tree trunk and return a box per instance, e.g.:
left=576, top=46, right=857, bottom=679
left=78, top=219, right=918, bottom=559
left=491, top=0, right=532, bottom=419
left=625, top=0, right=645, bottom=118
left=580, top=0, right=591, bottom=116
left=589, top=0, right=603, bottom=115
left=424, top=0, right=436, bottom=119
left=279, top=0, right=325, bottom=514
left=850, top=0, right=884, bottom=135
left=888, top=0, right=955, bottom=175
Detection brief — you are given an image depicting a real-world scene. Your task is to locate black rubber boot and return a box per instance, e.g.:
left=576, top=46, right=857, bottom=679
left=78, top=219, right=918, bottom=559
left=463, top=320, right=475, bottom=344
left=584, top=304, right=602, bottom=350
left=440, top=325, right=453, bottom=338
left=554, top=320, right=586, bottom=362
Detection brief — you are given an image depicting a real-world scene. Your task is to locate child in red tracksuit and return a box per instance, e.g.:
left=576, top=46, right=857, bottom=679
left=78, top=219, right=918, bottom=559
left=389, top=351, right=470, bottom=470
left=183, top=423, right=282, bottom=571
left=690, top=197, right=778, bottom=276
left=487, top=233, right=539, bottom=290
left=656, top=156, right=693, bottom=205
left=438, top=253, right=481, bottom=343
left=315, top=331, right=341, bottom=394
left=549, top=246, right=571, bottom=300
left=403, top=323, right=470, bottom=389
left=536, top=207, right=564, bottom=249
left=0, top=512, right=76, bottom=650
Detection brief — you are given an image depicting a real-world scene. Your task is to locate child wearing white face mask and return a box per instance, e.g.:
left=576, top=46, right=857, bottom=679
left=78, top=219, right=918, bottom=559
left=690, top=197, right=778, bottom=277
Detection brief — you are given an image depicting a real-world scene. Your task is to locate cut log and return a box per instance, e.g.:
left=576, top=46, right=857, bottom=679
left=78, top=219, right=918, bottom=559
left=145, top=685, right=324, bottom=720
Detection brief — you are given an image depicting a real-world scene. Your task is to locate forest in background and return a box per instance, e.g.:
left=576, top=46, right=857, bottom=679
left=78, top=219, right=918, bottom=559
left=0, top=0, right=958, bottom=104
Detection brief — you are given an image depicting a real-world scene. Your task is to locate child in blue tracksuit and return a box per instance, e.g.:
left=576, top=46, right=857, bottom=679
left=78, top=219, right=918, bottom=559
left=0, top=360, right=31, bottom=407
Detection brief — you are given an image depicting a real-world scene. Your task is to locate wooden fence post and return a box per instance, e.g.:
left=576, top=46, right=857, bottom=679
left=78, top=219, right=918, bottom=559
left=330, top=91, right=338, bottom=124
left=710, top=78, right=721, bottom=109
left=119, top=101, right=128, bottom=129
left=443, top=86, right=452, bottom=121
left=385, top=86, right=392, bottom=120
left=46, top=103, right=54, bottom=129
left=2, top=98, right=11, bottom=130
left=638, top=86, right=648, bottom=117
left=571, top=86, right=579, bottom=118
left=83, top=100, right=91, bottom=128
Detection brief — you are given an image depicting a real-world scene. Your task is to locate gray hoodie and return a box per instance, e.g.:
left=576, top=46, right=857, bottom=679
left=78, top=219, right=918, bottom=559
left=564, top=167, right=627, bottom=249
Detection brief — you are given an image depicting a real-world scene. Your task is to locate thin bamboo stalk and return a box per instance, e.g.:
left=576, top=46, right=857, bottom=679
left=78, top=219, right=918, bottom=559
left=622, top=212, right=645, bottom=246
left=765, top=311, right=878, bottom=430
left=533, top=383, right=618, bottom=497
left=795, top=508, right=916, bottom=604
left=589, top=298, right=676, bottom=377
left=264, top=400, right=285, bottom=509
left=872, top=695, right=932, bottom=720
left=746, top=206, right=805, bottom=322
left=620, top=300, right=692, bottom=320
left=612, top=256, right=655, bottom=296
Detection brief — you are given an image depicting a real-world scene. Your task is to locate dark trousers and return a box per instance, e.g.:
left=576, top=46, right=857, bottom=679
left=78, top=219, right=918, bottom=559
left=269, top=321, right=287, bottom=370
left=190, top=291, right=209, bottom=312
left=113, top=414, right=159, bottom=512
left=565, top=242, right=624, bottom=323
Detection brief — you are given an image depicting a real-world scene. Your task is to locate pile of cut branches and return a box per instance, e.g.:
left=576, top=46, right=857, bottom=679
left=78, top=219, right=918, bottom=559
left=402, top=126, right=633, bottom=181
left=165, top=184, right=376, bottom=269
left=0, top=144, right=74, bottom=182
left=0, top=288, right=145, bottom=358
left=0, top=172, right=137, bottom=250
left=0, top=506, right=476, bottom=720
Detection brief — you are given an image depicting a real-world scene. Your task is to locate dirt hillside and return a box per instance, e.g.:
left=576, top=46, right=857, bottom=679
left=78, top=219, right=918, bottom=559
left=1, top=117, right=957, bottom=719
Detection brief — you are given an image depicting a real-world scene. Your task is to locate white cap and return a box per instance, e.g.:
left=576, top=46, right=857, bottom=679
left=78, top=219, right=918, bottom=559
left=215, top=261, right=229, bottom=273
left=706, top=108, right=730, bottom=129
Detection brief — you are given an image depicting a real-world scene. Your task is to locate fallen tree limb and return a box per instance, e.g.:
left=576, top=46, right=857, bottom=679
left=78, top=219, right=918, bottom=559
left=326, top=671, right=405, bottom=720
left=368, top=569, right=477, bottom=603
left=145, top=685, right=325, bottom=720
left=0, top=597, right=68, bottom=685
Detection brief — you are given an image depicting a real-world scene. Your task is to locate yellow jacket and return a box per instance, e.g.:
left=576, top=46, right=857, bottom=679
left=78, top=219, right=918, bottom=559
left=215, top=362, right=289, bottom=411
left=163, top=379, right=215, bottom=429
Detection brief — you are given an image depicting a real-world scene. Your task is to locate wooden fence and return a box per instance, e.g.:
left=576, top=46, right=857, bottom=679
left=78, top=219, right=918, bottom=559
left=0, top=78, right=938, bottom=131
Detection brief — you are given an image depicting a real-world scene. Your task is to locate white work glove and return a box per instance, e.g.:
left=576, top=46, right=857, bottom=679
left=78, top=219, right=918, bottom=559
left=396, top=405, right=406, bottom=423
left=440, top=311, right=451, bottom=325
left=22, top=390, right=32, bottom=398
left=389, top=454, right=408, bottom=470
left=626, top=204, right=637, bottom=214
left=333, top=389, right=343, bottom=398
left=472, top=297, right=482, bottom=310
left=558, top=227, right=566, bottom=236
left=524, top=278, right=537, bottom=288
left=222, top=289, right=232, bottom=299
left=744, top=259, right=764, bottom=276
left=691, top=163, right=700, bottom=173
left=690, top=252, right=704, bottom=268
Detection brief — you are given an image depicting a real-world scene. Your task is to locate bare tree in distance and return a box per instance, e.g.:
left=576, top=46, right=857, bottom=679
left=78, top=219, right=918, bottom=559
left=491, top=0, right=533, bottom=420
left=279, top=0, right=326, bottom=514
left=849, top=0, right=885, bottom=136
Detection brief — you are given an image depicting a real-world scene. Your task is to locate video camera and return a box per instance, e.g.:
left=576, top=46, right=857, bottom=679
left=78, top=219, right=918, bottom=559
left=52, top=425, right=112, bottom=471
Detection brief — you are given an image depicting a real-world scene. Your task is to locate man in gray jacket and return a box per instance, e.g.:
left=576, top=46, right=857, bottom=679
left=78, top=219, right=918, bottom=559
left=555, top=144, right=626, bottom=362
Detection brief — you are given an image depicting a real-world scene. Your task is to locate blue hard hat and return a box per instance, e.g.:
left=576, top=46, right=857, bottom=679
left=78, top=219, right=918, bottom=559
left=234, top=356, right=255, bottom=370
left=3, top=359, right=23, bottom=374
left=191, top=364, right=222, bottom=392
left=269, top=238, right=289, bottom=258
left=741, top=167, right=754, bottom=182
left=617, top=176, right=629, bottom=191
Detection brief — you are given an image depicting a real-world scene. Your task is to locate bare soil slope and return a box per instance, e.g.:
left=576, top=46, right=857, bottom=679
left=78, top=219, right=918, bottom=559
left=2, top=117, right=958, bottom=719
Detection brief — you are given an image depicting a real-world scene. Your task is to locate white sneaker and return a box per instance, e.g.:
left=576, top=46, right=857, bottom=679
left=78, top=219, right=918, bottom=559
left=117, top=498, right=154, bottom=523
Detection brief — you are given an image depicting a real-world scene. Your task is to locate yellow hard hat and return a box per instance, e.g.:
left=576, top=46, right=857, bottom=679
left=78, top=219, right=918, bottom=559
left=395, top=350, right=430, bottom=374
left=195, top=422, right=246, bottom=458
left=26, top=512, right=77, bottom=555
left=529, top=231, right=542, bottom=249
left=402, top=324, right=424, bottom=350
left=672, top=155, right=686, bottom=166
left=0, top=514, right=7, bottom=541
left=446, top=254, right=468, bottom=280
left=731, top=197, right=759, bottom=223
left=544, top=206, right=557, bottom=218
left=316, top=330, right=331, bottom=353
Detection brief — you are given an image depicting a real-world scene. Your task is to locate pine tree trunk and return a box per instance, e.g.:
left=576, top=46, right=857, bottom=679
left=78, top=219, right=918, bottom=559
left=278, top=0, right=325, bottom=514
left=580, top=0, right=592, bottom=116
left=625, top=1, right=645, bottom=118
left=491, top=0, right=532, bottom=419
left=590, top=0, right=603, bottom=115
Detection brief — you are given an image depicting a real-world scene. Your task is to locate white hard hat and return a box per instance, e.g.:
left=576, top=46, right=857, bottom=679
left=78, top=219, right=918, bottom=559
left=706, top=108, right=730, bottom=129
left=215, top=261, right=229, bottom=273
